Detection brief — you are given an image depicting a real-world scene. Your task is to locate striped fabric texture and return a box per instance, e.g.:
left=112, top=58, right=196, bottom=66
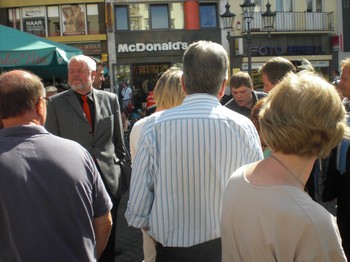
left=126, top=93, right=263, bottom=247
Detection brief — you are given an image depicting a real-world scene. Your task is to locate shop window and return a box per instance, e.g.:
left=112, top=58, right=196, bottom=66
left=87, top=4, right=99, bottom=34
left=116, top=5, right=129, bottom=30
left=114, top=64, right=131, bottom=91
left=170, top=3, right=184, bottom=29
left=199, top=4, right=217, bottom=28
left=22, top=6, right=46, bottom=37
left=8, top=8, right=21, bottom=29
left=48, top=6, right=60, bottom=36
left=150, top=4, right=169, bottom=29
left=61, top=4, right=86, bottom=36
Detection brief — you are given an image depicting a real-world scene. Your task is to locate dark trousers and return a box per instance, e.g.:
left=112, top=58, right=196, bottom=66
left=155, top=238, right=221, bottom=262
left=99, top=196, right=121, bottom=262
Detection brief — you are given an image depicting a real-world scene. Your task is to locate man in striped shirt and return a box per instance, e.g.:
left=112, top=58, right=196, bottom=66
left=125, top=40, right=263, bottom=261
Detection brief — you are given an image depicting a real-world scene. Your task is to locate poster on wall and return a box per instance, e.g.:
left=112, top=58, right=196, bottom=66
left=61, top=4, right=86, bottom=36
left=22, top=7, right=46, bottom=36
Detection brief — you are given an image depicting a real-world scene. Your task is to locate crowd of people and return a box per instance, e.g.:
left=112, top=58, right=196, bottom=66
left=1, top=40, right=350, bottom=262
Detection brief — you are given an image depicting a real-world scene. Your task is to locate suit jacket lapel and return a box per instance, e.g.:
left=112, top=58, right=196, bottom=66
left=93, top=89, right=102, bottom=130
left=66, top=89, right=86, bottom=121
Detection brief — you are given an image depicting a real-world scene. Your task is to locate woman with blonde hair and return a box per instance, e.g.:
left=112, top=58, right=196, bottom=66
left=221, top=72, right=349, bottom=261
left=129, top=66, right=185, bottom=262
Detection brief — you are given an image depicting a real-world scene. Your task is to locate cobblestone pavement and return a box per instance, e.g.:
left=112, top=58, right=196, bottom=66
left=115, top=191, right=143, bottom=262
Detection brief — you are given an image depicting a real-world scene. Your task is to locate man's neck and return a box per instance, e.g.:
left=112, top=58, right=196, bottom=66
left=3, top=115, right=42, bottom=128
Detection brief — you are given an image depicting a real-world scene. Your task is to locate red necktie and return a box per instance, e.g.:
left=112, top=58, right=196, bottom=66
left=81, top=95, right=92, bottom=127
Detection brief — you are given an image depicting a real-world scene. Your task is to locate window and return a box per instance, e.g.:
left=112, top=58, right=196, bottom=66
left=114, top=64, right=131, bottom=89
left=87, top=4, right=99, bottom=34
left=170, top=3, right=184, bottom=29
left=199, top=4, right=217, bottom=28
left=276, top=0, right=293, bottom=12
left=307, top=0, right=323, bottom=12
left=151, top=5, right=169, bottom=29
left=116, top=6, right=128, bottom=30
left=48, top=6, right=60, bottom=36
left=61, top=4, right=86, bottom=36
left=254, top=0, right=262, bottom=12
left=130, top=4, right=149, bottom=30
left=8, top=8, right=21, bottom=29
left=22, top=6, right=46, bottom=37
left=116, top=3, right=183, bottom=31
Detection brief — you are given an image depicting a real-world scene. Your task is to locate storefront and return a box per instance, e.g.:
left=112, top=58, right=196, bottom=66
left=112, top=29, right=221, bottom=106
left=229, top=33, right=334, bottom=89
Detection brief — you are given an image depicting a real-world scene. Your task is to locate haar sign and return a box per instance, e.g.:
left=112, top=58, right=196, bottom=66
left=118, top=41, right=188, bottom=53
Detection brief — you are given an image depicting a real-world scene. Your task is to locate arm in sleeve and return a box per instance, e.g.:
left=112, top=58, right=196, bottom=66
left=129, top=126, right=137, bottom=163
left=113, top=94, right=126, bottom=160
left=125, top=129, right=154, bottom=228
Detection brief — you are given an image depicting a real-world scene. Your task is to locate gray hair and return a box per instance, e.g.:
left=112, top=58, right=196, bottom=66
left=182, top=41, right=228, bottom=95
left=68, top=55, right=96, bottom=72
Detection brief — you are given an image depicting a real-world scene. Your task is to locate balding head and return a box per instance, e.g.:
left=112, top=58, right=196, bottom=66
left=0, top=70, right=46, bottom=127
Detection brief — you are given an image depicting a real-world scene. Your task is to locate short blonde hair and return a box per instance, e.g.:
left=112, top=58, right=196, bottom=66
left=153, top=67, right=185, bottom=109
left=260, top=72, right=349, bottom=158
left=341, top=57, right=350, bottom=71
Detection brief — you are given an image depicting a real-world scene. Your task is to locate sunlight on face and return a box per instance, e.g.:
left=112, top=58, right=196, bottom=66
left=68, top=60, right=94, bottom=94
left=262, top=73, right=274, bottom=93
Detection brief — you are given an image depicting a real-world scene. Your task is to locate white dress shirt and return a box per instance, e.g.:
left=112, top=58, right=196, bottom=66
left=125, top=93, right=263, bottom=247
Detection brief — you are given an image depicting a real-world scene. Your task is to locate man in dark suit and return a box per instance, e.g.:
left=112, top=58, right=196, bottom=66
left=45, top=55, right=126, bottom=261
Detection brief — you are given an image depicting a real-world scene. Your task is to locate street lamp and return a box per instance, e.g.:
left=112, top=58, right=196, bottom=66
left=240, top=0, right=255, bottom=76
left=261, top=1, right=276, bottom=37
left=220, top=2, right=236, bottom=40
left=220, top=0, right=276, bottom=76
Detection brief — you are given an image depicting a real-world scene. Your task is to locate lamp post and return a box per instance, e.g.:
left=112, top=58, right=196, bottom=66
left=220, top=0, right=276, bottom=76
left=240, top=0, right=255, bottom=76
left=261, top=1, right=276, bottom=38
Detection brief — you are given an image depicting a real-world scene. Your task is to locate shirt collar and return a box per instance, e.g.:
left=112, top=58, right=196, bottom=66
left=73, top=90, right=94, bottom=101
left=0, top=124, right=49, bottom=137
left=182, top=93, right=220, bottom=105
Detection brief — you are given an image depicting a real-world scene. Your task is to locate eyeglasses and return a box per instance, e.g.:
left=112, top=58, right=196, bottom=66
left=41, top=96, right=50, bottom=105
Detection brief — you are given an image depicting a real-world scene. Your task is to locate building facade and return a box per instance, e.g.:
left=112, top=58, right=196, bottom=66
left=106, top=0, right=338, bottom=95
left=222, top=0, right=337, bottom=88
left=106, top=0, right=223, bottom=103
left=336, top=0, right=350, bottom=65
left=0, top=0, right=341, bottom=90
left=0, top=0, right=108, bottom=82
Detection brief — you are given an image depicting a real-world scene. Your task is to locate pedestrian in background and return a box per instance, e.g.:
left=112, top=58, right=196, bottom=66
left=221, top=72, right=348, bottom=261
left=121, top=81, right=133, bottom=112
left=259, top=56, right=296, bottom=93
left=92, top=59, right=106, bottom=90
left=45, top=55, right=126, bottom=261
left=0, top=70, right=112, bottom=261
left=224, top=71, right=266, bottom=118
left=126, top=40, right=263, bottom=262
left=323, top=57, right=350, bottom=259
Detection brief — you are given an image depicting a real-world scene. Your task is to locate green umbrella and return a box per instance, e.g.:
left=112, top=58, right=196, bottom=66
left=0, top=25, right=82, bottom=80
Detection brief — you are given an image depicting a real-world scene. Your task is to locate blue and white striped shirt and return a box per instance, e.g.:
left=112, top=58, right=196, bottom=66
left=125, top=93, right=263, bottom=247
